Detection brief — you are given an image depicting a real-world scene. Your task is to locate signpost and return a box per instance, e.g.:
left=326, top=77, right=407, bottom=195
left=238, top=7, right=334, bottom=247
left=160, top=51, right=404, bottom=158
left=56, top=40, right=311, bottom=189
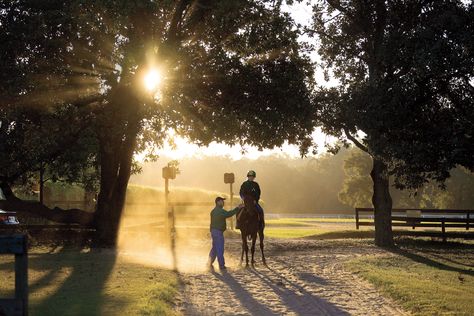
left=224, top=173, right=235, bottom=229
left=162, top=166, right=177, bottom=212
left=162, top=165, right=178, bottom=269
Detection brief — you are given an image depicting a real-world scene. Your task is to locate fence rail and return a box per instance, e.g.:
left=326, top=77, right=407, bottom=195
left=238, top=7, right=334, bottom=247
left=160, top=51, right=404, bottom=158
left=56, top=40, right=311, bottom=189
left=355, top=207, right=473, bottom=241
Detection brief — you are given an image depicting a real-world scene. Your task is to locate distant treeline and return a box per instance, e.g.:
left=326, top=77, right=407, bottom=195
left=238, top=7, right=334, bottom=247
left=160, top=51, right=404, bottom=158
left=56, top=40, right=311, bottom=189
left=131, top=148, right=474, bottom=214
left=28, top=148, right=474, bottom=215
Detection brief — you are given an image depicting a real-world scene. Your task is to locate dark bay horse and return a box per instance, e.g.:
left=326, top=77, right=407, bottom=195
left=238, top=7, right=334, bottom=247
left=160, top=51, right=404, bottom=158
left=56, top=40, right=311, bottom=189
left=237, top=194, right=266, bottom=266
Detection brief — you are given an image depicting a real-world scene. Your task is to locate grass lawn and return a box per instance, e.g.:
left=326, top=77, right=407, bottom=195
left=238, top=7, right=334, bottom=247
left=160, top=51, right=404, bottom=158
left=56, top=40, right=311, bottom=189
left=264, top=228, right=329, bottom=238
left=264, top=217, right=369, bottom=239
left=265, top=217, right=354, bottom=227
left=264, top=227, right=374, bottom=239
left=264, top=217, right=359, bottom=238
left=0, top=247, right=179, bottom=316
left=346, top=240, right=474, bottom=316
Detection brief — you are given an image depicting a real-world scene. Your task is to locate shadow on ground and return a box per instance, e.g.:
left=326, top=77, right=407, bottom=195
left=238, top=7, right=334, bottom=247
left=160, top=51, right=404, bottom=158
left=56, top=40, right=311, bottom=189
left=0, top=247, right=122, bottom=316
left=391, top=238, right=474, bottom=277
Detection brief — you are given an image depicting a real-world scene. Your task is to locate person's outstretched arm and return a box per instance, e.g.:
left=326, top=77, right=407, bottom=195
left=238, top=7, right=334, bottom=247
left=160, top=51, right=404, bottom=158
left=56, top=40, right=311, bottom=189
left=220, top=205, right=243, bottom=218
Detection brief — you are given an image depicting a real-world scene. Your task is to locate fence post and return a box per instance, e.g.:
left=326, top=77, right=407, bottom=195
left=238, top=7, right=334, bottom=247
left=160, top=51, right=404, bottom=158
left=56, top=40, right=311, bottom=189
left=170, top=206, right=177, bottom=271
left=467, top=212, right=470, bottom=231
left=15, top=235, right=28, bottom=316
left=0, top=234, right=28, bottom=316
left=441, top=218, right=446, bottom=242
left=229, top=182, right=234, bottom=230
left=224, top=173, right=235, bottom=230
left=355, top=208, right=360, bottom=230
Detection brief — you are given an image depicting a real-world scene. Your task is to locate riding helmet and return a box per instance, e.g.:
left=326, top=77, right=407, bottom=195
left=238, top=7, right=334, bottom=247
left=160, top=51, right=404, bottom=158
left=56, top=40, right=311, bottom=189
left=247, top=170, right=256, bottom=177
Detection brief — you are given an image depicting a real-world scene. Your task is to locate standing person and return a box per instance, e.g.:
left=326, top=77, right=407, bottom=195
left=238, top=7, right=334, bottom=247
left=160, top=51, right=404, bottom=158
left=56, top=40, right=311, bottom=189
left=238, top=170, right=264, bottom=227
left=208, top=197, right=243, bottom=270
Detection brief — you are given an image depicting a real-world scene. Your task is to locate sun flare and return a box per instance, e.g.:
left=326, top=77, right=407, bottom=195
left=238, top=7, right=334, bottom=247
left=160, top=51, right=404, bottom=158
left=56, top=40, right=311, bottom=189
left=144, top=68, right=162, bottom=91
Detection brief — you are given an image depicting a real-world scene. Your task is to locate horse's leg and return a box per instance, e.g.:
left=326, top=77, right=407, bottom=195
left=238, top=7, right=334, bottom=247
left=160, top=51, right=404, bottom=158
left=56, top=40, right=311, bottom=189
left=251, top=234, right=257, bottom=266
left=242, top=235, right=249, bottom=267
left=259, top=229, right=266, bottom=265
left=245, top=238, right=250, bottom=267
left=240, top=233, right=245, bottom=265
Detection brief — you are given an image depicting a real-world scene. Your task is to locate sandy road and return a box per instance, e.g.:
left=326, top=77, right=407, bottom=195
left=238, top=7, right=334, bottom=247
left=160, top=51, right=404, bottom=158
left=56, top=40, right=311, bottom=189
left=177, top=239, right=407, bottom=316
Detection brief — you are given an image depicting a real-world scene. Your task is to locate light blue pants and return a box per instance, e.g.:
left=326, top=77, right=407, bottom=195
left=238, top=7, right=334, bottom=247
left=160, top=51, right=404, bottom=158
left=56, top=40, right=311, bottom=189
left=209, top=228, right=225, bottom=268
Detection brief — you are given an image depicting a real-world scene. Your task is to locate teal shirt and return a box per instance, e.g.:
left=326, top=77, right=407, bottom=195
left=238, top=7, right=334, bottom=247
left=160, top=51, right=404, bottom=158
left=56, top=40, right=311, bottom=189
left=210, top=206, right=239, bottom=231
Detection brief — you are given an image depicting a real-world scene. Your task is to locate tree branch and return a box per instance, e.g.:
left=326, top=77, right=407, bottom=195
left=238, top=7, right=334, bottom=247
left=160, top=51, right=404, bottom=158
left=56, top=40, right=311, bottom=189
left=326, top=0, right=355, bottom=22
left=344, top=128, right=370, bottom=153
left=167, top=0, right=193, bottom=44
left=0, top=183, right=94, bottom=225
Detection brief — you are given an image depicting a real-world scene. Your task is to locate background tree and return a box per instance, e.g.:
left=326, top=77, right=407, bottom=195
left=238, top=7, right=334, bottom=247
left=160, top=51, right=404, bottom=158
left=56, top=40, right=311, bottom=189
left=0, top=0, right=316, bottom=245
left=338, top=149, right=373, bottom=208
left=311, top=0, right=474, bottom=246
left=338, top=147, right=474, bottom=210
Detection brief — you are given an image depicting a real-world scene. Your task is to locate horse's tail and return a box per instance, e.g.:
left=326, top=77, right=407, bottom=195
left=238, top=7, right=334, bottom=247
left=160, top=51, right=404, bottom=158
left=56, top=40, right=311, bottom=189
left=247, top=235, right=252, bottom=242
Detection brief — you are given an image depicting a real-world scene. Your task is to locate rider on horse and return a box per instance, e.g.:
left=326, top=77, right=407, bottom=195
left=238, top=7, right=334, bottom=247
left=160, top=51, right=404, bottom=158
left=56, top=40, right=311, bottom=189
left=237, top=170, right=265, bottom=228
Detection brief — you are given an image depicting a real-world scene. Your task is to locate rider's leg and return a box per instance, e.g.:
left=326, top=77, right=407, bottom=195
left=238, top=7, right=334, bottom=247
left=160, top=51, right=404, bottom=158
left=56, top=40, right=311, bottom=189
left=256, top=203, right=265, bottom=228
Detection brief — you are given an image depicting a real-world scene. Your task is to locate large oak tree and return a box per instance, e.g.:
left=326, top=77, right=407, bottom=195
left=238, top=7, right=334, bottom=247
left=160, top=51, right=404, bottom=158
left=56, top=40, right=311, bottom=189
left=311, top=0, right=474, bottom=246
left=0, top=0, right=316, bottom=245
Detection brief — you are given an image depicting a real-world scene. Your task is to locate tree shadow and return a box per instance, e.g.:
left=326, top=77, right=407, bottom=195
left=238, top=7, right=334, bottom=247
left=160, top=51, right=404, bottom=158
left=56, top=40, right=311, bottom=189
left=20, top=247, right=123, bottom=315
left=252, top=264, right=349, bottom=315
left=389, top=247, right=474, bottom=277
left=394, top=237, right=474, bottom=250
left=32, top=248, right=123, bottom=315
left=428, top=252, right=474, bottom=268
left=297, top=272, right=328, bottom=285
left=210, top=269, right=279, bottom=316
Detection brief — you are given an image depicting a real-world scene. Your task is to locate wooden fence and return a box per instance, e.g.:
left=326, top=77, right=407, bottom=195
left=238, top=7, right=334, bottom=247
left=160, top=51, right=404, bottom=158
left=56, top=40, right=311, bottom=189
left=355, top=208, right=473, bottom=241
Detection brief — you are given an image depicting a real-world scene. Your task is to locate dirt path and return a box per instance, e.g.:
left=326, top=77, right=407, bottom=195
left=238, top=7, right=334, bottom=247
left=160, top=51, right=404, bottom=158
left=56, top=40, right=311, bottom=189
left=178, top=239, right=407, bottom=316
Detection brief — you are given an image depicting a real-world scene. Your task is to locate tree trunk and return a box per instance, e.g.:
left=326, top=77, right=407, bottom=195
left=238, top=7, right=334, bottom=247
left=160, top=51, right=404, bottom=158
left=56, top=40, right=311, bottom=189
left=370, top=157, right=394, bottom=247
left=93, top=144, right=135, bottom=246
left=92, top=85, right=141, bottom=247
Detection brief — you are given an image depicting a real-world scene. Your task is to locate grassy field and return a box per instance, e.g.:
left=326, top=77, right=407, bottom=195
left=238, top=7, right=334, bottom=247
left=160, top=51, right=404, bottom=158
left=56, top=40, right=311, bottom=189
left=265, top=217, right=354, bottom=227
left=265, top=228, right=329, bottom=238
left=0, top=248, right=179, bottom=316
left=264, top=217, right=364, bottom=239
left=264, top=217, right=472, bottom=240
left=346, top=240, right=474, bottom=316
left=264, top=227, right=375, bottom=239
